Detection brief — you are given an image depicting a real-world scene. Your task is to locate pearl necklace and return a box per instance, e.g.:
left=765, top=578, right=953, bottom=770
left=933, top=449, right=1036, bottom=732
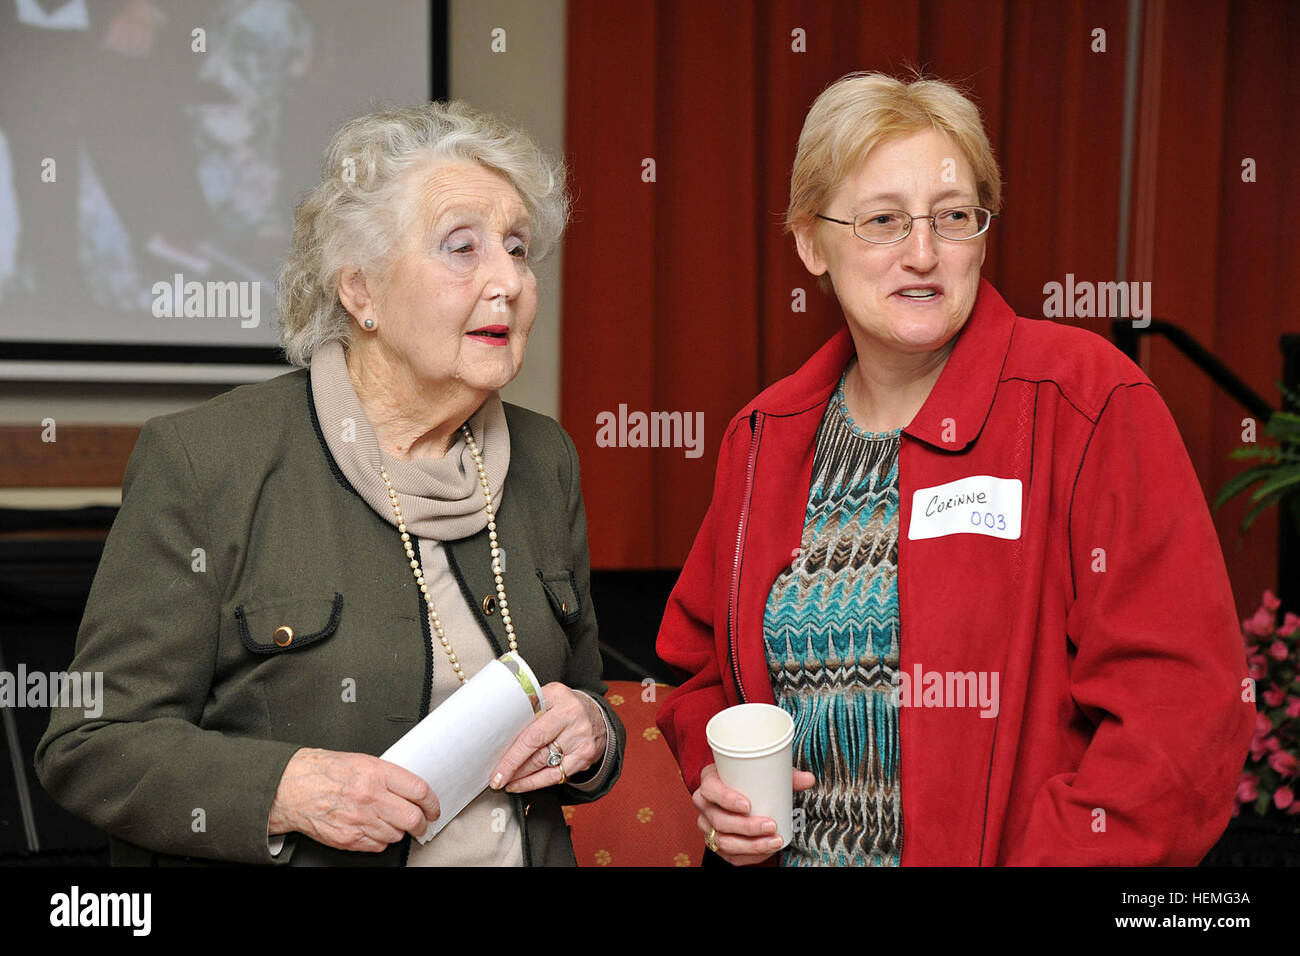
left=381, top=423, right=515, bottom=685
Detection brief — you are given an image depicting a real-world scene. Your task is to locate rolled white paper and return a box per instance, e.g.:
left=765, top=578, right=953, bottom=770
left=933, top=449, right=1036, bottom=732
left=380, top=652, right=545, bottom=843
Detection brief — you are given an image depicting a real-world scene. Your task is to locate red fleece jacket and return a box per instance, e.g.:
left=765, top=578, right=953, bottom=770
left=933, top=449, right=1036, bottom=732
left=655, top=278, right=1254, bottom=865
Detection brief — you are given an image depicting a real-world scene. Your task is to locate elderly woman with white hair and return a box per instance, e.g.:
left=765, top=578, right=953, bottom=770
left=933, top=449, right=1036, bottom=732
left=656, top=71, right=1252, bottom=867
left=37, top=101, right=624, bottom=866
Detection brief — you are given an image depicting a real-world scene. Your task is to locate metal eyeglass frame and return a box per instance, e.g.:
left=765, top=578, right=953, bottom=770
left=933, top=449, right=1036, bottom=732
left=815, top=206, right=998, bottom=243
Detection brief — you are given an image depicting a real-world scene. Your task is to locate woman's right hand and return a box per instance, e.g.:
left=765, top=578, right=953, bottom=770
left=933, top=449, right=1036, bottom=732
left=692, top=763, right=816, bottom=865
left=268, top=747, right=441, bottom=853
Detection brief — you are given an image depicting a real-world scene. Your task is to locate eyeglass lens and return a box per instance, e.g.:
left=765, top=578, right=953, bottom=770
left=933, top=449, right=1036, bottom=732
left=855, top=207, right=990, bottom=242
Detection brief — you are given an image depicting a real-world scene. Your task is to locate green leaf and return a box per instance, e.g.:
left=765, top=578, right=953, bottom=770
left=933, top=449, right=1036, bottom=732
left=1248, top=467, right=1300, bottom=503
left=1241, top=490, right=1289, bottom=533
left=1265, top=422, right=1300, bottom=445
left=1215, top=465, right=1277, bottom=510
left=1266, top=408, right=1300, bottom=426
left=1227, top=447, right=1274, bottom=464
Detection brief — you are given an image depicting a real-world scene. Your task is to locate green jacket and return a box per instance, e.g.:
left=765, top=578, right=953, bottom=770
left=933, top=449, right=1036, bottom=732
left=35, top=369, right=625, bottom=865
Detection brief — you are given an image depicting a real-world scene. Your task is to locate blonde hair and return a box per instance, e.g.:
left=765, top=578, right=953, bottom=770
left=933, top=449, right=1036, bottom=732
left=277, top=100, right=569, bottom=366
left=785, top=72, right=1002, bottom=292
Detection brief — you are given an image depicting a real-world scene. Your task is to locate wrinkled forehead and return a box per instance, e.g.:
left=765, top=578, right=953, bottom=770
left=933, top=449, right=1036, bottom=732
left=404, top=159, right=531, bottom=231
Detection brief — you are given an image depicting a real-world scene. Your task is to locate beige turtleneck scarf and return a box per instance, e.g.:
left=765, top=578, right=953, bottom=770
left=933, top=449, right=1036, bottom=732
left=310, top=339, right=522, bottom=867
left=310, top=341, right=510, bottom=540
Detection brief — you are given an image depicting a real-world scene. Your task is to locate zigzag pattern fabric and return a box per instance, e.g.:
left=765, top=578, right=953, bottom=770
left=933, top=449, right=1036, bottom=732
left=763, top=371, right=903, bottom=867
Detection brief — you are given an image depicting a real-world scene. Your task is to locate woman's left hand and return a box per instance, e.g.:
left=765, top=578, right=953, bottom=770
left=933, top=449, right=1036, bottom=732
left=489, top=683, right=607, bottom=793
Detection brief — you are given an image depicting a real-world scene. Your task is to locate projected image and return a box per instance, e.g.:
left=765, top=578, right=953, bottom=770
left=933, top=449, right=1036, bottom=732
left=0, top=0, right=431, bottom=354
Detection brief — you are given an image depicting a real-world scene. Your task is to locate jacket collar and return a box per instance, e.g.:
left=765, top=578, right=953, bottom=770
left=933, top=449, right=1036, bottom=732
left=745, top=277, right=1016, bottom=451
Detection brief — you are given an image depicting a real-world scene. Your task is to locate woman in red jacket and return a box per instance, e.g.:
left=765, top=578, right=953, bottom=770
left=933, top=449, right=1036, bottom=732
left=654, top=71, right=1254, bottom=866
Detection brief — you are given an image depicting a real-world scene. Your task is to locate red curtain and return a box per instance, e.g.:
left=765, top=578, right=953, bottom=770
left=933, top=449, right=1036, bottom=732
left=1128, top=0, right=1300, bottom=617
left=561, top=0, right=1297, bottom=617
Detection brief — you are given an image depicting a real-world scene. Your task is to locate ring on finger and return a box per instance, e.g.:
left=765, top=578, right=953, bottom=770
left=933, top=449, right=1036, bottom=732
left=556, top=763, right=567, bottom=785
left=546, top=742, right=564, bottom=768
left=706, top=827, right=719, bottom=853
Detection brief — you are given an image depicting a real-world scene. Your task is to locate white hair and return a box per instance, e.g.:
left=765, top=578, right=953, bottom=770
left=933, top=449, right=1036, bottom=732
left=276, top=100, right=569, bottom=366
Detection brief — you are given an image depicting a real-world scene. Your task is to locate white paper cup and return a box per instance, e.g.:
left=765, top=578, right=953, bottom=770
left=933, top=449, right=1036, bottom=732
left=706, top=703, right=795, bottom=848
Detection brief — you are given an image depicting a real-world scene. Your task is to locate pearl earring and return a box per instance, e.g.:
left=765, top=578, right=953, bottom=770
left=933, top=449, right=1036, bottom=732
left=364, top=319, right=375, bottom=330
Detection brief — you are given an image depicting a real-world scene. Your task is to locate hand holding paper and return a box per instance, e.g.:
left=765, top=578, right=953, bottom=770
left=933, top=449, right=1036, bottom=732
left=268, top=749, right=440, bottom=853
left=380, top=652, right=545, bottom=843
left=489, top=683, right=609, bottom=792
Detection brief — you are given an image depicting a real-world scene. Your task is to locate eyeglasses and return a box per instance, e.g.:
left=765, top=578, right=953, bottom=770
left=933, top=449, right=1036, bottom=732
left=816, top=206, right=997, bottom=243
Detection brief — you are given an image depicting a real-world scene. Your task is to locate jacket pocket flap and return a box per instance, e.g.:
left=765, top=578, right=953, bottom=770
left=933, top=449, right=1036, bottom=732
left=235, top=593, right=343, bottom=655
left=536, top=571, right=580, bottom=626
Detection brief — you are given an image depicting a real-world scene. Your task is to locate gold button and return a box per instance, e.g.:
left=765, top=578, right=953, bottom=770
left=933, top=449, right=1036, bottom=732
left=273, top=625, right=294, bottom=647
left=483, top=595, right=497, bottom=615
left=561, top=601, right=567, bottom=614
left=524, top=802, right=531, bottom=816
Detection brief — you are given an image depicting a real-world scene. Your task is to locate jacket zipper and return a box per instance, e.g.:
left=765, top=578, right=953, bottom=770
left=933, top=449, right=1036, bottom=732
left=727, top=410, right=764, bottom=703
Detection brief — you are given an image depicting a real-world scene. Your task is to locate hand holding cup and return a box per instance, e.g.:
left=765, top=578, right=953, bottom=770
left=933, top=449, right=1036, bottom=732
left=696, top=703, right=815, bottom=865
left=693, top=764, right=816, bottom=865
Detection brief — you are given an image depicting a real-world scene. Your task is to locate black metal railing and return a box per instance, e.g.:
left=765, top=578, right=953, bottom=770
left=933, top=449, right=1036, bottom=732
left=1113, top=319, right=1299, bottom=613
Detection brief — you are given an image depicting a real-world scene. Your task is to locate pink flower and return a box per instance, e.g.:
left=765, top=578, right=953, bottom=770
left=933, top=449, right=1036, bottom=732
left=1280, top=613, right=1300, bottom=637
left=1250, top=714, right=1274, bottom=761
left=1268, top=640, right=1290, bottom=661
left=1245, top=643, right=1260, bottom=655
left=1264, top=684, right=1287, bottom=707
left=1289, top=801, right=1300, bottom=816
left=1266, top=736, right=1282, bottom=753
left=1249, top=655, right=1269, bottom=679
left=1274, top=786, right=1294, bottom=811
left=1237, top=772, right=1260, bottom=802
left=1244, top=607, right=1276, bottom=637
left=1269, top=751, right=1298, bottom=777
left=1264, top=590, right=1281, bottom=611
left=1287, top=697, right=1300, bottom=719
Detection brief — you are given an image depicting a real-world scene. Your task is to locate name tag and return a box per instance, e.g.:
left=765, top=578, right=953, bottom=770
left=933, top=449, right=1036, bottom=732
left=907, top=475, right=1022, bottom=540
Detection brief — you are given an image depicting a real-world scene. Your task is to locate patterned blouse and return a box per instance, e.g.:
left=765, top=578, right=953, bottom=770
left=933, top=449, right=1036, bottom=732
left=762, top=369, right=903, bottom=866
